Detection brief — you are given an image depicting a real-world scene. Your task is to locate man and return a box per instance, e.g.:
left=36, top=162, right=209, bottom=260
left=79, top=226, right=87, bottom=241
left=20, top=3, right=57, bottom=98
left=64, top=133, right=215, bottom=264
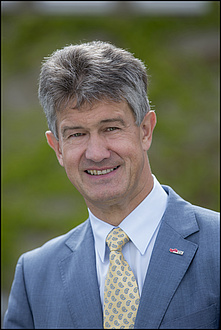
left=4, top=41, right=219, bottom=329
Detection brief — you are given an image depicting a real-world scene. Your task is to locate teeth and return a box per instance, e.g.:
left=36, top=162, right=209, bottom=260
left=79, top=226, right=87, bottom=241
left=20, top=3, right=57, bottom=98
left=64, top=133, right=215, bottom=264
left=87, top=167, right=118, bottom=176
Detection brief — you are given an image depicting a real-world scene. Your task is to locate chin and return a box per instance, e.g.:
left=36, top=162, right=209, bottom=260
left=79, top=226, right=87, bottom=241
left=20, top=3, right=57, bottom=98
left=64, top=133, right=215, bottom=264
left=85, top=189, right=126, bottom=205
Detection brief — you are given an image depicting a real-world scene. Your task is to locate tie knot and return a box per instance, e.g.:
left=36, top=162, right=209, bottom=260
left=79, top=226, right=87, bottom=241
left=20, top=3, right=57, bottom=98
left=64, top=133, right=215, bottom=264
left=106, top=227, right=129, bottom=252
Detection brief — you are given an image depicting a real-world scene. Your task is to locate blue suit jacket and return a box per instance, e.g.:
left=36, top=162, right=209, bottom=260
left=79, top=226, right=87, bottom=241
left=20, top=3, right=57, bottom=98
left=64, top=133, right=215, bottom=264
left=3, top=186, right=220, bottom=329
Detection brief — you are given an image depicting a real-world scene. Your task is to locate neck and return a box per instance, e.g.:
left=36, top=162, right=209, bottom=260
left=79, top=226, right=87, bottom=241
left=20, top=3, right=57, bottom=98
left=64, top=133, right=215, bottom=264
left=86, top=172, right=154, bottom=226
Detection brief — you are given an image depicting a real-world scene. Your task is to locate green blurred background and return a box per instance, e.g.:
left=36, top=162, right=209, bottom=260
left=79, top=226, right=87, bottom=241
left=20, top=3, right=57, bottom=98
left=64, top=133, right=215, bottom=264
left=1, top=0, right=220, bottom=317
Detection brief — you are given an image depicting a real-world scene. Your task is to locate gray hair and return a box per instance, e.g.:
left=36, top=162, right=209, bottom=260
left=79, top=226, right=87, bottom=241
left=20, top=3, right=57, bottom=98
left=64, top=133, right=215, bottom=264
left=38, top=40, right=150, bottom=140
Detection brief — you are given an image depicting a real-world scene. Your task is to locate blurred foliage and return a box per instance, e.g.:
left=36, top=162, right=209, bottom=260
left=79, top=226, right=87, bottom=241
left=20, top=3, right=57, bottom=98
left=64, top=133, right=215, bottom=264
left=1, top=2, right=220, bottom=292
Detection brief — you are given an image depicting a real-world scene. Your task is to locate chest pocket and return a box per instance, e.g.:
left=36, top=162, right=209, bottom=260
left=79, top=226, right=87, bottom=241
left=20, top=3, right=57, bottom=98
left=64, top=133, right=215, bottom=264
left=160, top=303, right=218, bottom=329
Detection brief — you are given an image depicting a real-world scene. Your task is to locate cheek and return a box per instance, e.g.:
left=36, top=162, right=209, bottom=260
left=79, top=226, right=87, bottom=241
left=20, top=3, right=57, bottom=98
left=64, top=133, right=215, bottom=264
left=112, top=131, right=141, bottom=151
left=61, top=146, right=82, bottom=173
left=121, top=134, right=144, bottom=155
left=119, top=141, right=145, bottom=171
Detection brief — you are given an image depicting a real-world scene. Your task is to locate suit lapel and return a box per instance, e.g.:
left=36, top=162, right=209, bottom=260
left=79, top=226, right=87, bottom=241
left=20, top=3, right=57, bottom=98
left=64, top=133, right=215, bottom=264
left=135, top=186, right=199, bottom=329
left=58, top=220, right=103, bottom=329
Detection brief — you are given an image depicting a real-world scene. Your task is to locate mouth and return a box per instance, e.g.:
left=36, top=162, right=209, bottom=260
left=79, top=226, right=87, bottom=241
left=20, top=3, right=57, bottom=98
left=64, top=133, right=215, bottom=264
left=85, top=166, right=120, bottom=176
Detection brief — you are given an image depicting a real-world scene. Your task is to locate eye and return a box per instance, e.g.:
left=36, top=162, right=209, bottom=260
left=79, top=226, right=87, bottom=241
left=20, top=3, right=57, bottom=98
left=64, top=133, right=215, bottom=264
left=69, top=132, right=85, bottom=138
left=106, top=127, right=119, bottom=132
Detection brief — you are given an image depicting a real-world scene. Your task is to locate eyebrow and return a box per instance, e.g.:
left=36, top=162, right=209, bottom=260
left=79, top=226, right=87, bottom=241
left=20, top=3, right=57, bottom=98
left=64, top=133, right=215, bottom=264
left=61, top=118, right=126, bottom=137
left=99, top=118, right=126, bottom=126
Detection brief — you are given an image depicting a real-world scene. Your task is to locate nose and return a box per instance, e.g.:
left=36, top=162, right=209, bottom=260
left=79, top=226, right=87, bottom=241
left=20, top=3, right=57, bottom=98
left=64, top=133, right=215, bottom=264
left=85, top=134, right=111, bottom=162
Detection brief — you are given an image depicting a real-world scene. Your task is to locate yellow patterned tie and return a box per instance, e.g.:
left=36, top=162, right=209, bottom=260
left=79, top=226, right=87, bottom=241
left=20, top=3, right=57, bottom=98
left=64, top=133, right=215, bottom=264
left=103, top=228, right=140, bottom=329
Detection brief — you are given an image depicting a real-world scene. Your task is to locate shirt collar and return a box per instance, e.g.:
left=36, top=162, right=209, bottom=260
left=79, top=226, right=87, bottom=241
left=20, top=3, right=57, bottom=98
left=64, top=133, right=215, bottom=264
left=89, top=175, right=168, bottom=262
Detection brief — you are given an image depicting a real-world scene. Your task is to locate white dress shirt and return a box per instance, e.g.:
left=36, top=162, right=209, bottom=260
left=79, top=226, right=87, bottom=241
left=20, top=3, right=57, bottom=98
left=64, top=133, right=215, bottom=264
left=89, top=175, right=168, bottom=307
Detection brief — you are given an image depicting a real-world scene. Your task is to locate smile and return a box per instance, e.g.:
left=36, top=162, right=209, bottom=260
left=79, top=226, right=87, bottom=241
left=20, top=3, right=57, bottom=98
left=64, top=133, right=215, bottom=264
left=85, top=166, right=119, bottom=176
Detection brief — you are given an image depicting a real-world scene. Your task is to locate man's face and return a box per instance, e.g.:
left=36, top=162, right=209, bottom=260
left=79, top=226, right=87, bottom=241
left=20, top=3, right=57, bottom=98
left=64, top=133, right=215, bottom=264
left=46, top=100, right=156, bottom=210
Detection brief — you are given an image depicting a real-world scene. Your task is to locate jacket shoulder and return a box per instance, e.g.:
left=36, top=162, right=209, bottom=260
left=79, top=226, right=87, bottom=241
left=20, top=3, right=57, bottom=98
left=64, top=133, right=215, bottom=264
left=20, top=219, right=90, bottom=267
left=162, top=184, right=220, bottom=236
left=192, top=204, right=219, bottom=223
left=163, top=184, right=219, bottom=218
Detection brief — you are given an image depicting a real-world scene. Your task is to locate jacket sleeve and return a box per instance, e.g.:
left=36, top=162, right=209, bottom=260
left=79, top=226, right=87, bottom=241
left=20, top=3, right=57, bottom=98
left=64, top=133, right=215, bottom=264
left=3, top=255, right=34, bottom=329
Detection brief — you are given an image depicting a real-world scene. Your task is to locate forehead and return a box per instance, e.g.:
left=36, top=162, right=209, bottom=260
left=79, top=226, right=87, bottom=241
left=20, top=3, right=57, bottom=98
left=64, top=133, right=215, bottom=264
left=57, top=100, right=135, bottom=126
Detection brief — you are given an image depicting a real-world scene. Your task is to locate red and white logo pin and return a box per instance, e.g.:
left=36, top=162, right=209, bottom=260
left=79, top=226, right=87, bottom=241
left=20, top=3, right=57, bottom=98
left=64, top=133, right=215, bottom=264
left=169, top=248, right=184, bottom=255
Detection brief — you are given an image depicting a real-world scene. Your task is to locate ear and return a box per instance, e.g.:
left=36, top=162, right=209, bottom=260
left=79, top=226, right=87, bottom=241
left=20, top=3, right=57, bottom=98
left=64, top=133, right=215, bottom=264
left=45, top=131, right=64, bottom=167
left=140, top=111, right=157, bottom=151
